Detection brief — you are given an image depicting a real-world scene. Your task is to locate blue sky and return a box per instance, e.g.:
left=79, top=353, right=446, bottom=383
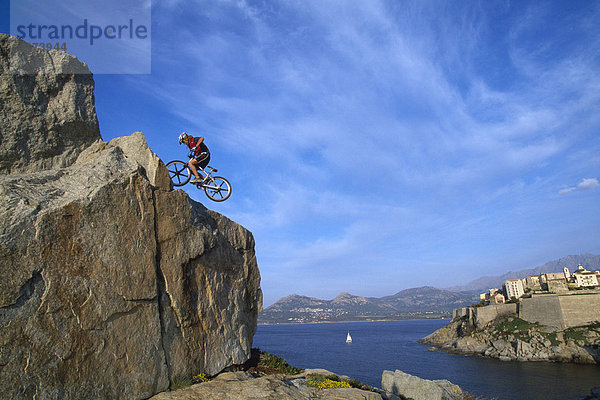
left=3, top=1, right=600, bottom=306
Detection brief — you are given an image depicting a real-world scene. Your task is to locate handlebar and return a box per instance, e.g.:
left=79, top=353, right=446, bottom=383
left=188, top=151, right=210, bottom=160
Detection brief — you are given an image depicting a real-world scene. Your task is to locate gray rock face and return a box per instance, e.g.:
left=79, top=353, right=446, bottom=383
left=0, top=34, right=101, bottom=175
left=382, top=370, right=463, bottom=400
left=0, top=35, right=262, bottom=400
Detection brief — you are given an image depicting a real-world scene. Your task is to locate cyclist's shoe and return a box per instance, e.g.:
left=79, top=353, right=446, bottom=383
left=190, top=177, right=202, bottom=183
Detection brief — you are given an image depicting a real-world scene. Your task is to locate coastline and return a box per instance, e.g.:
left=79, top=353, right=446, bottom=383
left=257, top=317, right=450, bottom=326
left=421, top=315, right=600, bottom=365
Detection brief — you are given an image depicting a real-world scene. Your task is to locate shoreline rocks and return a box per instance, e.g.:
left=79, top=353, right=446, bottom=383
left=420, top=315, right=600, bottom=364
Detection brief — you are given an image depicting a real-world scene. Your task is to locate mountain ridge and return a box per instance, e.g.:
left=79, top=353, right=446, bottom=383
left=259, top=285, right=478, bottom=324
left=446, top=253, right=600, bottom=292
left=260, top=254, right=599, bottom=324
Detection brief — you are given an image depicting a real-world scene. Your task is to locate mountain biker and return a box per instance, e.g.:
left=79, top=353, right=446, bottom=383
left=178, top=132, right=210, bottom=183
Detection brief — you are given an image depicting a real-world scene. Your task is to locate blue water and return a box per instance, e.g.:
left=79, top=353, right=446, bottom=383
left=253, top=320, right=600, bottom=400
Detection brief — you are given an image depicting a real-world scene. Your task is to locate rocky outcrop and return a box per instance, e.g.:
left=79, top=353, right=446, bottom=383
left=149, top=371, right=385, bottom=400
left=381, top=370, right=463, bottom=400
left=145, top=367, right=469, bottom=400
left=420, top=315, right=600, bottom=364
left=0, top=34, right=262, bottom=400
left=0, top=33, right=100, bottom=175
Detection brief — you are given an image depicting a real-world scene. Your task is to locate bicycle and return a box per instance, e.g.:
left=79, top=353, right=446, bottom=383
left=166, top=159, right=232, bottom=202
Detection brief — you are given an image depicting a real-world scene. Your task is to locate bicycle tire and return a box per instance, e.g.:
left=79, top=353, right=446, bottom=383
left=203, top=176, right=231, bottom=202
left=166, top=160, right=191, bottom=186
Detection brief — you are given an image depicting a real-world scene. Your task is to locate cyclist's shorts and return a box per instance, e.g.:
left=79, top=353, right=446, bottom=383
left=194, top=153, right=210, bottom=169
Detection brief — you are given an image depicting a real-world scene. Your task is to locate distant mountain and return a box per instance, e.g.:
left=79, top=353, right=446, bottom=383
left=258, top=286, right=479, bottom=324
left=446, top=254, right=600, bottom=292
left=260, top=254, right=600, bottom=324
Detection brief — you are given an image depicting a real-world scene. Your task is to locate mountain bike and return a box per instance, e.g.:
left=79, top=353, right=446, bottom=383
left=166, top=160, right=232, bottom=202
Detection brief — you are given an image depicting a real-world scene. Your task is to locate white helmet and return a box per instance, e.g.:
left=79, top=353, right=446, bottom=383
left=178, top=132, right=189, bottom=144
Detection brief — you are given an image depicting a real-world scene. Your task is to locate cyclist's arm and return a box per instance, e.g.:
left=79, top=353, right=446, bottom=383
left=191, top=137, right=205, bottom=156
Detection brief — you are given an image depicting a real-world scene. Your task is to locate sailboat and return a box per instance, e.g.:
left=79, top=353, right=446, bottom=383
left=346, top=331, right=352, bottom=343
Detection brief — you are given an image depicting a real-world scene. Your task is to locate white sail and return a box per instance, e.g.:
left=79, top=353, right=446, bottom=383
left=346, top=332, right=352, bottom=343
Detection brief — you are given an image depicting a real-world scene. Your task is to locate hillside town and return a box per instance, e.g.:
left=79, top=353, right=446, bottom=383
left=480, top=264, right=600, bottom=305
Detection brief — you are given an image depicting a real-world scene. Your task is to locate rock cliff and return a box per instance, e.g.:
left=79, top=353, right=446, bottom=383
left=0, top=34, right=262, bottom=400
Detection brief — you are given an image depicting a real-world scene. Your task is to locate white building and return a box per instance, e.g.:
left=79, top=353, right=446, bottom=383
left=480, top=288, right=506, bottom=305
left=504, top=279, right=525, bottom=300
left=573, top=264, right=599, bottom=287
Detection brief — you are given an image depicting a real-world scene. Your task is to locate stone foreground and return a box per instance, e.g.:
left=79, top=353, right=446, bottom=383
left=382, top=370, right=463, bottom=400
left=0, top=34, right=261, bottom=400
left=145, top=367, right=473, bottom=400
left=150, top=371, right=384, bottom=400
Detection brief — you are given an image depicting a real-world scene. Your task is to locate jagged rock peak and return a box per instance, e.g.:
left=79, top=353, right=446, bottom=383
left=0, top=33, right=101, bottom=175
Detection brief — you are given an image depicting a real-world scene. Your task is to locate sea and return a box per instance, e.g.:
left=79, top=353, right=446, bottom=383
left=253, top=320, right=600, bottom=400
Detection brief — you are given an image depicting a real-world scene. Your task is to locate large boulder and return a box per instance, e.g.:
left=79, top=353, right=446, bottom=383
left=381, top=370, right=463, bottom=400
left=0, top=33, right=100, bottom=174
left=0, top=34, right=262, bottom=400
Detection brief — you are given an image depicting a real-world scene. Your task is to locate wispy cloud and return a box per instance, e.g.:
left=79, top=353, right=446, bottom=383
left=97, top=1, right=600, bottom=304
left=559, top=178, right=600, bottom=195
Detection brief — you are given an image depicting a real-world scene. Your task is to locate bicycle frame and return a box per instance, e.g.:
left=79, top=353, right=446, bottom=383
left=195, top=165, right=217, bottom=186
left=166, top=159, right=231, bottom=201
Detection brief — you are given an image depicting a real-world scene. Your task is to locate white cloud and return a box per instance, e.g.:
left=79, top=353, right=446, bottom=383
left=559, top=178, right=600, bottom=195
left=110, top=2, right=600, bottom=304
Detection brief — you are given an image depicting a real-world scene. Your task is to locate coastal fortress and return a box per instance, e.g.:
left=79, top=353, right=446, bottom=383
left=454, top=264, right=600, bottom=330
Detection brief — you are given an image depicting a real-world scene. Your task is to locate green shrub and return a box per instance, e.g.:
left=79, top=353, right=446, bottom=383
left=494, top=317, right=538, bottom=333
left=259, top=351, right=303, bottom=375
left=543, top=332, right=562, bottom=346
left=169, top=376, right=192, bottom=391
left=346, top=377, right=375, bottom=391
left=564, top=327, right=587, bottom=342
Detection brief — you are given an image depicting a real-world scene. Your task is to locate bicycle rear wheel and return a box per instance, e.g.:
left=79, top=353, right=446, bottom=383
left=204, top=176, right=231, bottom=202
left=166, top=160, right=191, bottom=186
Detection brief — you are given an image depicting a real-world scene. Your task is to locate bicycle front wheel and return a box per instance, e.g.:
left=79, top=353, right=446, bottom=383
left=166, top=160, right=191, bottom=186
left=204, top=176, right=231, bottom=202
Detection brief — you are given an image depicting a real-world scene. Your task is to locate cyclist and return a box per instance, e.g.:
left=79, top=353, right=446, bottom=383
left=178, top=132, right=211, bottom=183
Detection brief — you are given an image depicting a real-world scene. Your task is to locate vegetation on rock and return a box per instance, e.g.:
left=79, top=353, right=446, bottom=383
left=242, top=348, right=304, bottom=376
left=421, top=315, right=600, bottom=364
left=303, top=373, right=376, bottom=392
left=258, top=351, right=304, bottom=375
left=304, top=374, right=353, bottom=390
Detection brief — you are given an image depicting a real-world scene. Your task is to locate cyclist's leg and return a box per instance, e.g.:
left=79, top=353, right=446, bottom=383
left=188, top=158, right=201, bottom=181
left=196, top=155, right=211, bottom=182
left=198, top=154, right=210, bottom=170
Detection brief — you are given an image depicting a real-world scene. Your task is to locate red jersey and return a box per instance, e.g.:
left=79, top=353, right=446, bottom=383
left=187, top=137, right=210, bottom=157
